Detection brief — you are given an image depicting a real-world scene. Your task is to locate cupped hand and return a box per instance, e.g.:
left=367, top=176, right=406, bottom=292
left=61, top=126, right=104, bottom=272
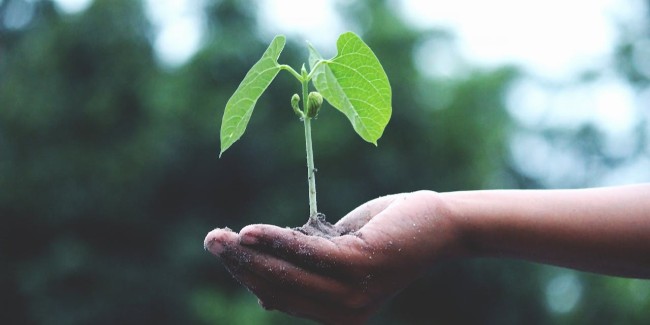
left=204, top=190, right=462, bottom=324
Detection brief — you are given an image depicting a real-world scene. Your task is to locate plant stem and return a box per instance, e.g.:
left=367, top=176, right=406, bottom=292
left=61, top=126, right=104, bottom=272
left=279, top=64, right=302, bottom=80
left=301, top=78, right=318, bottom=220
left=304, top=117, right=318, bottom=219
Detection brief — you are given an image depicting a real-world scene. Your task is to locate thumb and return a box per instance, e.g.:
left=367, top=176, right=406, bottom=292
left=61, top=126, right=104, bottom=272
left=335, top=194, right=403, bottom=232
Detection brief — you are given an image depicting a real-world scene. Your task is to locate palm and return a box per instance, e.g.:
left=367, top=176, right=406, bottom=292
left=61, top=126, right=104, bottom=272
left=204, top=191, right=455, bottom=324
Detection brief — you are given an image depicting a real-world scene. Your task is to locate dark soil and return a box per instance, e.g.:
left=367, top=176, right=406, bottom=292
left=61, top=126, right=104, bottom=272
left=294, top=213, right=349, bottom=238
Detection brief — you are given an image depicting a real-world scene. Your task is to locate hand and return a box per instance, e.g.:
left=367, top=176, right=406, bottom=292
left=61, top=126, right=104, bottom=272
left=204, top=191, right=462, bottom=324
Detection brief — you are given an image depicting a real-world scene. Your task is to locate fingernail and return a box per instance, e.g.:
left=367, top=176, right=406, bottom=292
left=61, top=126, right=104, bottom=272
left=205, top=228, right=236, bottom=254
left=240, top=233, right=258, bottom=245
left=204, top=237, right=225, bottom=255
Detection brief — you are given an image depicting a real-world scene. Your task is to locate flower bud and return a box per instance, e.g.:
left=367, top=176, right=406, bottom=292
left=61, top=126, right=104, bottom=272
left=291, top=93, right=302, bottom=117
left=306, top=92, right=323, bottom=118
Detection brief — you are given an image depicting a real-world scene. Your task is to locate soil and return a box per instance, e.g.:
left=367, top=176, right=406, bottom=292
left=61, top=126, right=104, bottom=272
left=294, top=213, right=350, bottom=238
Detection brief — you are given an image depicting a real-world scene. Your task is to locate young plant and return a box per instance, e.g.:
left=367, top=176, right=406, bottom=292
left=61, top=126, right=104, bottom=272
left=219, top=32, right=391, bottom=231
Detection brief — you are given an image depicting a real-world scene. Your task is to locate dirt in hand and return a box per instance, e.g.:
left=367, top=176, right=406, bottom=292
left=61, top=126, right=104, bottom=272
left=294, top=213, right=351, bottom=238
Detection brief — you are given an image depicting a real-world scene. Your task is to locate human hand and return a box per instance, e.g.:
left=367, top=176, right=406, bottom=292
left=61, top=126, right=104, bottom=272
left=204, top=190, right=461, bottom=324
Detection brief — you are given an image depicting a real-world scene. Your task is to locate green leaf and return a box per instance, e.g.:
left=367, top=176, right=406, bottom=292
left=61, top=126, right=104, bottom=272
left=220, top=35, right=286, bottom=156
left=309, top=32, right=392, bottom=145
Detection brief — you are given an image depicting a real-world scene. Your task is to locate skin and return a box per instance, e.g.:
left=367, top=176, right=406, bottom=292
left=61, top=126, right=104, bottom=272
left=204, top=184, right=650, bottom=324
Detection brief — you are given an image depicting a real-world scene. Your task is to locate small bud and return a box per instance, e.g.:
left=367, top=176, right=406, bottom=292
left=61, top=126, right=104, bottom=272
left=290, top=93, right=302, bottom=117
left=300, top=64, right=308, bottom=78
left=306, top=92, right=323, bottom=118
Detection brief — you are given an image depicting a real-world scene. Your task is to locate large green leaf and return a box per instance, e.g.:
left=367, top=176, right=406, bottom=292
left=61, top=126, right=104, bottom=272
left=309, top=32, right=392, bottom=145
left=220, top=35, right=286, bottom=156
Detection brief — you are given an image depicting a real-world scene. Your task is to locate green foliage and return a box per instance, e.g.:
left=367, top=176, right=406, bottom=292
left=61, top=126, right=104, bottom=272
left=309, top=32, right=392, bottom=145
left=219, top=31, right=392, bottom=154
left=220, top=35, right=286, bottom=156
left=305, top=91, right=323, bottom=118
left=218, top=31, right=393, bottom=218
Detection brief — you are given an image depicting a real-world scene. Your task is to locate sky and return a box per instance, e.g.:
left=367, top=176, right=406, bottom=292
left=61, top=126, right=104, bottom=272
left=50, top=0, right=643, bottom=76
left=51, top=0, right=642, bottom=76
left=52, top=0, right=650, bottom=186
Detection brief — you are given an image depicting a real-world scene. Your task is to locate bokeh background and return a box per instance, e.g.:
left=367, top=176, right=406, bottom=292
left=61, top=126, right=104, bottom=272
left=1, top=0, right=649, bottom=324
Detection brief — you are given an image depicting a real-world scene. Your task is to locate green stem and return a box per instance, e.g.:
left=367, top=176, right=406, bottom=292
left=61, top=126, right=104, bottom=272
left=305, top=59, right=330, bottom=80
left=302, top=78, right=318, bottom=220
left=279, top=64, right=302, bottom=81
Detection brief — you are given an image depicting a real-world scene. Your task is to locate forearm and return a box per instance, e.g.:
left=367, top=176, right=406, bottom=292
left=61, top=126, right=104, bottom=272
left=441, top=184, right=650, bottom=278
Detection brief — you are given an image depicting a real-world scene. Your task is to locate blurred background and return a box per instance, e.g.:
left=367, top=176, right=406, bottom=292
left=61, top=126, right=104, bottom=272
left=1, top=0, right=649, bottom=323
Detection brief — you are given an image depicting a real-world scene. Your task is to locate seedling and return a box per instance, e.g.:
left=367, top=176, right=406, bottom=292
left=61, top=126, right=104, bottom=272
left=220, top=32, right=391, bottom=234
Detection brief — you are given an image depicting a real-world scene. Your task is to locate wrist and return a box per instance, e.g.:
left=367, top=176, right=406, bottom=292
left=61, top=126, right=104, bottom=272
left=437, top=191, right=484, bottom=259
left=412, top=190, right=471, bottom=261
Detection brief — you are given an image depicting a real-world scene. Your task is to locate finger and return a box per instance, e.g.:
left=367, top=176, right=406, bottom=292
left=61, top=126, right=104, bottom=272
left=207, top=228, right=376, bottom=322
left=231, top=266, right=373, bottom=324
left=335, top=194, right=403, bottom=231
left=238, top=224, right=365, bottom=273
left=204, top=227, right=239, bottom=256
left=218, top=240, right=352, bottom=305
